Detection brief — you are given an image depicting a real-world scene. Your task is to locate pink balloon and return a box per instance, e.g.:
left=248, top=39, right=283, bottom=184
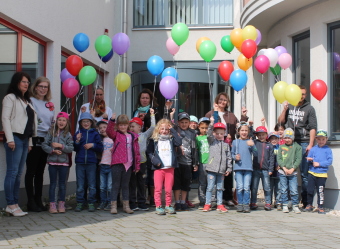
left=254, top=55, right=270, bottom=74
left=159, top=76, right=178, bottom=99
left=278, top=53, right=292, bottom=69
left=166, top=37, right=180, bottom=56
left=62, top=78, right=80, bottom=98
left=255, top=29, right=262, bottom=45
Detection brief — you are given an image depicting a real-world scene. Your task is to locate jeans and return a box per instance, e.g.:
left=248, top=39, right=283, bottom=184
left=270, top=177, right=281, bottom=204
left=4, top=135, right=29, bottom=205
left=235, top=170, right=252, bottom=205
left=279, top=173, right=299, bottom=205
left=298, top=142, right=309, bottom=204
left=99, top=164, right=112, bottom=203
left=154, top=168, right=174, bottom=207
left=251, top=169, right=271, bottom=204
left=307, top=174, right=327, bottom=208
left=129, top=163, right=147, bottom=204
left=111, top=164, right=132, bottom=201
left=206, top=171, right=225, bottom=205
left=76, top=163, right=97, bottom=204
left=198, top=163, right=216, bottom=204
left=49, top=165, right=69, bottom=202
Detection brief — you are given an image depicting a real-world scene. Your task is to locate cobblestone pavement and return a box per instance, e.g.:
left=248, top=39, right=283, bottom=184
left=1, top=198, right=340, bottom=249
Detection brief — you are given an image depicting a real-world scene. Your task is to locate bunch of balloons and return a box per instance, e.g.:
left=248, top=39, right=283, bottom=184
left=196, top=37, right=217, bottom=62
left=166, top=23, right=190, bottom=56
left=273, top=81, right=301, bottom=106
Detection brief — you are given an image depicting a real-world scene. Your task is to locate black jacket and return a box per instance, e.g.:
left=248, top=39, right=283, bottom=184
left=253, top=140, right=275, bottom=172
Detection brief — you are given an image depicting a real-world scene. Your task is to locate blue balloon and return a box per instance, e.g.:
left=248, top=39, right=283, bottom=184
left=73, top=33, right=90, bottom=53
left=230, top=69, right=248, bottom=91
left=98, top=49, right=114, bottom=63
left=147, top=55, right=164, bottom=76
left=161, top=67, right=178, bottom=80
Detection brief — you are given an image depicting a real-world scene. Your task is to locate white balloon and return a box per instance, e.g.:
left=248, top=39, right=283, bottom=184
left=257, top=49, right=267, bottom=56
left=264, top=48, right=279, bottom=68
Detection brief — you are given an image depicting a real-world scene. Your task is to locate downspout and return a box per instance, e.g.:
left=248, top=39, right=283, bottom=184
left=122, top=0, right=128, bottom=113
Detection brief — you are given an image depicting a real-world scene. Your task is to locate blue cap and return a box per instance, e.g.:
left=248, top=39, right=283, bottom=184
left=198, top=117, right=210, bottom=125
left=190, top=115, right=198, bottom=123
left=79, top=112, right=94, bottom=125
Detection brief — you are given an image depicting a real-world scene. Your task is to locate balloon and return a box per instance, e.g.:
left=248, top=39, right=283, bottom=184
left=162, top=67, right=178, bottom=80
left=60, top=68, right=75, bottom=83
left=62, top=78, right=80, bottom=98
left=114, top=72, right=131, bottom=93
left=112, top=32, right=130, bottom=55
left=278, top=53, right=292, bottom=70
left=79, top=66, right=97, bottom=86
left=230, top=28, right=243, bottom=48
left=254, top=55, right=270, bottom=74
left=264, top=48, right=279, bottom=68
left=258, top=48, right=267, bottom=56
left=242, top=25, right=257, bottom=41
left=274, top=46, right=288, bottom=57
left=310, top=79, right=328, bottom=101
left=241, top=39, right=257, bottom=59
left=270, top=64, right=281, bottom=76
left=220, top=35, right=234, bottom=53
left=99, top=49, right=114, bottom=63
left=199, top=40, right=217, bottom=62
left=147, top=55, right=164, bottom=76
left=196, top=37, right=210, bottom=53
left=255, top=29, right=262, bottom=45
left=237, top=54, right=253, bottom=71
left=285, top=84, right=302, bottom=106
left=171, top=23, right=189, bottom=46
left=65, top=55, right=83, bottom=76
left=333, top=52, right=340, bottom=71
left=95, top=35, right=112, bottom=57
left=73, top=33, right=90, bottom=53
left=160, top=76, right=179, bottom=99
left=166, top=37, right=180, bottom=55
left=218, top=61, right=234, bottom=81
left=273, top=81, right=288, bottom=103
left=230, top=69, right=248, bottom=92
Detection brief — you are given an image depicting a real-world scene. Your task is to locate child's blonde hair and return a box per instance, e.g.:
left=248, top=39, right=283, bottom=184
left=116, top=114, right=129, bottom=125
left=152, top=119, right=172, bottom=141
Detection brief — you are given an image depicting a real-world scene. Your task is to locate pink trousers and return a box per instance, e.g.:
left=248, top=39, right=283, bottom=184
left=154, top=168, right=175, bottom=207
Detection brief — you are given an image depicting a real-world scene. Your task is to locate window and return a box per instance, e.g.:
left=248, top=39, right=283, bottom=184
left=134, top=0, right=233, bottom=28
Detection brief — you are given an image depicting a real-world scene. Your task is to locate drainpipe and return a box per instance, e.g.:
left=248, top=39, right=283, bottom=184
left=121, top=0, right=128, bottom=113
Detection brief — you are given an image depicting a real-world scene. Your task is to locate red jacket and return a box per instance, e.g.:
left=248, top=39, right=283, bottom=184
left=107, top=119, right=141, bottom=172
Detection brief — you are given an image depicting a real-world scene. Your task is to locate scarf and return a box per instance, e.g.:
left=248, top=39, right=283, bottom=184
left=137, top=105, right=150, bottom=113
left=158, top=134, right=171, bottom=141
left=90, top=100, right=106, bottom=117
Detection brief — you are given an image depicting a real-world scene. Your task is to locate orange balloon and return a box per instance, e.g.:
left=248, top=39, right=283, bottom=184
left=236, top=46, right=242, bottom=52
left=196, top=37, right=210, bottom=53
left=230, top=28, right=244, bottom=48
left=237, top=54, right=253, bottom=71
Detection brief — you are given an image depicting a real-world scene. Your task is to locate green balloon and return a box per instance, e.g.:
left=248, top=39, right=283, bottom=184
left=199, top=40, right=217, bottom=62
left=220, top=35, right=234, bottom=53
left=171, top=23, right=189, bottom=46
left=79, top=66, right=97, bottom=86
left=95, top=35, right=112, bottom=57
left=270, top=64, right=281, bottom=76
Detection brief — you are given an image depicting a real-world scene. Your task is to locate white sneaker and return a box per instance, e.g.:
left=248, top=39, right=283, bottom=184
left=293, top=205, right=301, bottom=214
left=282, top=205, right=289, bottom=213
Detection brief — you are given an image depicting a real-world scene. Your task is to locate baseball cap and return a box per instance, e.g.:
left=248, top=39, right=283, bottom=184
left=190, top=115, right=198, bottom=123
left=316, top=129, right=328, bottom=137
left=255, top=126, right=268, bottom=133
left=178, top=112, right=190, bottom=121
left=213, top=122, right=226, bottom=130
left=268, top=132, right=279, bottom=139
left=130, top=117, right=143, bottom=127
left=283, top=128, right=294, bottom=139
left=198, top=117, right=210, bottom=125
left=56, top=112, right=69, bottom=120
left=96, top=119, right=108, bottom=126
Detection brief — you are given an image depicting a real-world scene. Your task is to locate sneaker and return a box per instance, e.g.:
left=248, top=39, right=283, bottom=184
left=97, top=202, right=106, bottom=210
left=226, top=200, right=235, bottom=206
left=49, top=202, right=58, bottom=214
left=130, top=202, right=139, bottom=211
left=175, top=203, right=181, bottom=211
left=88, top=203, right=95, bottom=212
left=58, top=201, right=66, bottom=213
left=249, top=203, right=258, bottom=210
left=75, top=203, right=83, bottom=212
left=243, top=205, right=250, bottom=213
left=202, top=204, right=211, bottom=212
left=198, top=202, right=205, bottom=210
left=264, top=204, right=272, bottom=211
left=303, top=204, right=313, bottom=212
left=292, top=205, right=301, bottom=214
left=237, top=204, right=244, bottom=212
left=181, top=203, right=189, bottom=211
left=216, top=205, right=228, bottom=213
left=282, top=204, right=289, bottom=213
left=276, top=203, right=282, bottom=211
left=104, top=203, right=111, bottom=211
left=186, top=200, right=195, bottom=208
left=138, top=203, right=149, bottom=211
left=156, top=206, right=166, bottom=215
left=165, top=206, right=176, bottom=214
left=318, top=207, right=326, bottom=214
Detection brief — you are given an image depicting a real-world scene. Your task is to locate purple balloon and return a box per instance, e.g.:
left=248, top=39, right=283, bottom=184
left=255, top=29, right=262, bottom=45
left=333, top=52, right=340, bottom=71
left=60, top=68, right=75, bottom=83
left=112, top=32, right=130, bottom=55
left=275, top=46, right=288, bottom=57
left=159, top=76, right=178, bottom=99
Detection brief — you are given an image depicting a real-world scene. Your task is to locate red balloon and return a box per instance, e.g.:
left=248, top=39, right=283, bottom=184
left=65, top=55, right=83, bottom=76
left=241, top=39, right=257, bottom=59
left=62, top=78, right=80, bottom=98
left=218, top=61, right=234, bottom=81
left=310, top=79, right=328, bottom=101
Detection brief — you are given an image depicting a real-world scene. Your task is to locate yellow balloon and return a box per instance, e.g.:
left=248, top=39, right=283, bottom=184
left=285, top=84, right=302, bottom=106
left=196, top=37, right=210, bottom=53
left=230, top=28, right=244, bottom=48
left=273, top=81, right=288, bottom=104
left=114, top=72, right=131, bottom=93
left=242, top=25, right=257, bottom=41
left=237, top=54, right=253, bottom=71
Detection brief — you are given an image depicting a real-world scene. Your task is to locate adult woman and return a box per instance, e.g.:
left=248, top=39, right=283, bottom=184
left=2, top=72, right=37, bottom=216
left=25, top=77, right=54, bottom=212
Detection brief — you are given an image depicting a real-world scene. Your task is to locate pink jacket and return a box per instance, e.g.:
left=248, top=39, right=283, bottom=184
left=107, top=119, right=141, bottom=171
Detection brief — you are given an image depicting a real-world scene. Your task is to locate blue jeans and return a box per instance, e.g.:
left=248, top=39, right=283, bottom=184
left=205, top=171, right=224, bottom=205
left=298, top=142, right=309, bottom=204
left=279, top=173, right=299, bottom=205
left=251, top=169, right=271, bottom=204
left=76, top=163, right=97, bottom=204
left=4, top=135, right=29, bottom=205
left=49, top=165, right=69, bottom=202
left=235, top=170, right=252, bottom=205
left=270, top=177, right=281, bottom=204
left=100, top=164, right=112, bottom=203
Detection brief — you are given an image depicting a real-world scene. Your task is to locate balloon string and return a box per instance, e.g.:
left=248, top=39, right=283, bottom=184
left=152, top=76, right=156, bottom=109
left=207, top=62, right=212, bottom=106
left=113, top=56, right=122, bottom=114
left=60, top=98, right=70, bottom=112
left=75, top=86, right=84, bottom=117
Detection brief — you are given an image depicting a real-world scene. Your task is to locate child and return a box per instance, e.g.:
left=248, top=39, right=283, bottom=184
left=146, top=119, right=182, bottom=215
left=202, top=119, right=232, bottom=213
left=304, top=129, right=333, bottom=214
left=277, top=128, right=302, bottom=214
left=189, top=115, right=199, bottom=131
left=274, top=123, right=286, bottom=145
left=74, top=112, right=103, bottom=212
left=231, top=122, right=257, bottom=213
left=129, top=108, right=155, bottom=211
left=107, top=113, right=140, bottom=214
left=96, top=119, right=113, bottom=211
left=268, top=132, right=281, bottom=210
left=250, top=126, right=274, bottom=211
left=42, top=112, right=73, bottom=214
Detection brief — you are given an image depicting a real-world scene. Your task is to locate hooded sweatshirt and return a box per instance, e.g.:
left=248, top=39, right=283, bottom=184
left=277, top=142, right=302, bottom=175
left=253, top=140, right=275, bottom=172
